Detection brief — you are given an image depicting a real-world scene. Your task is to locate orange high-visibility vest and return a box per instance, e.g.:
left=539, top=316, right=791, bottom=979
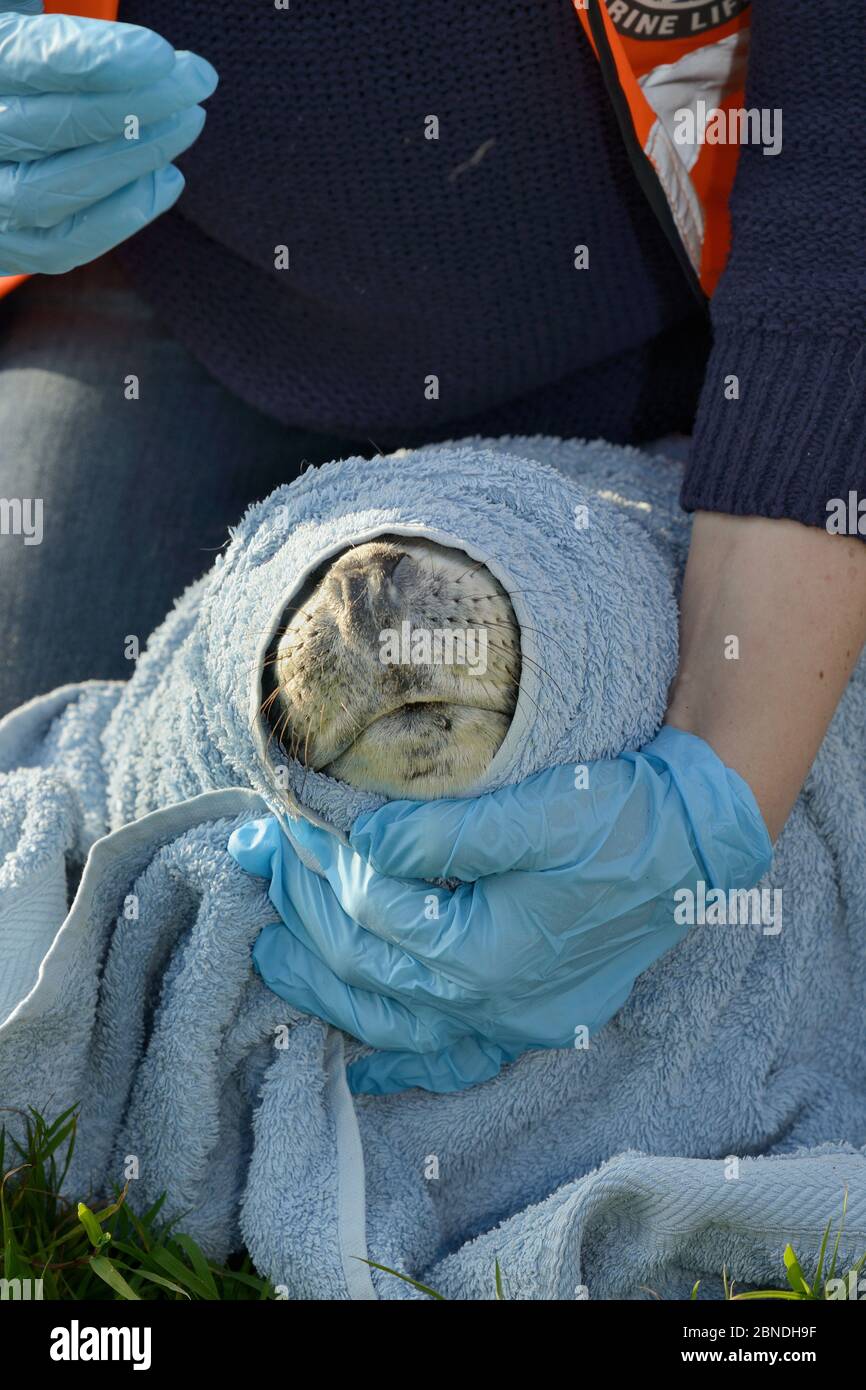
left=1, top=0, right=750, bottom=303
left=575, top=0, right=751, bottom=298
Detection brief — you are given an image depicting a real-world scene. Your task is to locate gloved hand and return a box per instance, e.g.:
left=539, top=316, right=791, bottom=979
left=229, top=726, right=773, bottom=1095
left=0, top=2, right=217, bottom=276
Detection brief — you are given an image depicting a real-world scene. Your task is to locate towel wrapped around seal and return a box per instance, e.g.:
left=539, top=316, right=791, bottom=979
left=0, top=435, right=864, bottom=1300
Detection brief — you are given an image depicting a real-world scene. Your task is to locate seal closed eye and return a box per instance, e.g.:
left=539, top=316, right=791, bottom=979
left=267, top=535, right=521, bottom=797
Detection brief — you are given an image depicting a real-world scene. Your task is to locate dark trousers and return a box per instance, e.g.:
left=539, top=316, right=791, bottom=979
left=0, top=256, right=365, bottom=715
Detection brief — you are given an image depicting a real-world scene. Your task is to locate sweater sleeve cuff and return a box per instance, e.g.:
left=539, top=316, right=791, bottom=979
left=681, top=327, right=866, bottom=532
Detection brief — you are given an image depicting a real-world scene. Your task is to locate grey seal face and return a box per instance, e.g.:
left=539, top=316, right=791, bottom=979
left=266, top=535, right=521, bottom=797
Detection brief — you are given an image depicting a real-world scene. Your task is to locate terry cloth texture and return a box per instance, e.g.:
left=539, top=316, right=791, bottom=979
left=1, top=436, right=864, bottom=1299
left=115, top=0, right=866, bottom=528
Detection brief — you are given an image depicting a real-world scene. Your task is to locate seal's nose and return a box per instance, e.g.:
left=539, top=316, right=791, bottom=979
left=332, top=547, right=408, bottom=623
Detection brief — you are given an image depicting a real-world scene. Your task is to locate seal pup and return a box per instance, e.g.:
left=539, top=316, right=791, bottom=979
left=267, top=535, right=521, bottom=797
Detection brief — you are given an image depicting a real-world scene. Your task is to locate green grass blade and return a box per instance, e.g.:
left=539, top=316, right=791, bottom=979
left=40, top=1105, right=79, bottom=1140
left=89, top=1254, right=141, bottom=1301
left=783, top=1244, right=812, bottom=1297
left=731, top=1289, right=802, bottom=1301
left=91, top=1188, right=129, bottom=1225
left=2, top=1164, right=29, bottom=1281
left=120, top=1200, right=154, bottom=1254
left=827, top=1188, right=848, bottom=1284
left=171, top=1234, right=220, bottom=1299
left=145, top=1246, right=218, bottom=1300
left=812, top=1217, right=833, bottom=1292
left=357, top=1257, right=446, bottom=1299
left=111, top=1259, right=191, bottom=1300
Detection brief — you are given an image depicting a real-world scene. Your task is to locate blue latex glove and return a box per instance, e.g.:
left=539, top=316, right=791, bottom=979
left=0, top=2, right=217, bottom=275
left=229, top=727, right=773, bottom=1095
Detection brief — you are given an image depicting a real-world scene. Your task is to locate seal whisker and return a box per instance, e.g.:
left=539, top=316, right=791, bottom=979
left=481, top=617, right=572, bottom=665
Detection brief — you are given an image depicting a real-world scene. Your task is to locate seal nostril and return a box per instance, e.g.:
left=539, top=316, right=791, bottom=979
left=334, top=550, right=408, bottom=616
left=379, top=550, right=408, bottom=583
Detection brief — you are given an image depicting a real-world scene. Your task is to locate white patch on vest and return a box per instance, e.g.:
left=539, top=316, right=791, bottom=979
left=644, top=118, right=705, bottom=271
left=638, top=30, right=750, bottom=173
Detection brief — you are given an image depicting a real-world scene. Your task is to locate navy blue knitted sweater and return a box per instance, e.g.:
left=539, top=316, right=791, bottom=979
left=117, top=0, right=865, bottom=529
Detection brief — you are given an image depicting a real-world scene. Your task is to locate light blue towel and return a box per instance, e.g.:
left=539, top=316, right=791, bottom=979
left=98, top=436, right=692, bottom=833
left=0, top=435, right=864, bottom=1299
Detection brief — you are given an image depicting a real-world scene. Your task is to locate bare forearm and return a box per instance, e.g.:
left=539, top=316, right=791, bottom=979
left=665, top=512, right=866, bottom=841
